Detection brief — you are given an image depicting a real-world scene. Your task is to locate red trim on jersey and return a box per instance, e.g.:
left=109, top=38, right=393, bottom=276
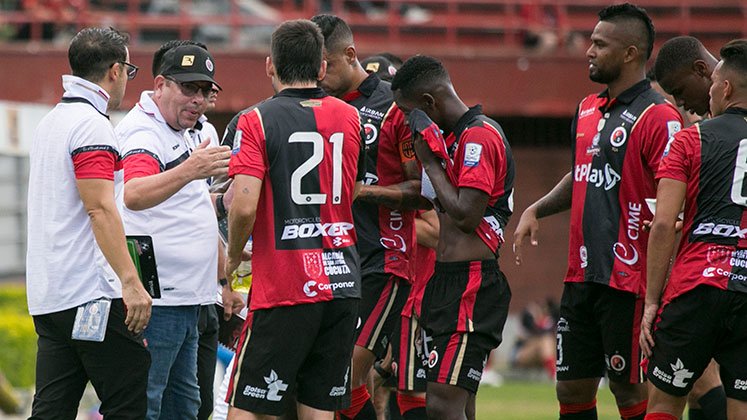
left=342, top=90, right=362, bottom=102
left=122, top=154, right=161, bottom=183
left=629, top=297, right=644, bottom=383
left=357, top=280, right=394, bottom=345
left=72, top=150, right=116, bottom=180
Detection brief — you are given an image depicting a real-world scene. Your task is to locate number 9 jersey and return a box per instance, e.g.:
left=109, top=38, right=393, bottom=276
left=228, top=87, right=366, bottom=310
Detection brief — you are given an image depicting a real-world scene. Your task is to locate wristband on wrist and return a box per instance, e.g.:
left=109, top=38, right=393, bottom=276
left=218, top=278, right=228, bottom=287
left=215, top=194, right=227, bottom=219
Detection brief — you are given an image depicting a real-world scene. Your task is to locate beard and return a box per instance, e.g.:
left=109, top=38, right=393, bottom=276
left=589, top=64, right=621, bottom=85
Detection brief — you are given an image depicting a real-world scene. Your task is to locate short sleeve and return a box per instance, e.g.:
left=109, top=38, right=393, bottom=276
left=638, top=103, right=684, bottom=173
left=119, top=130, right=164, bottom=183
left=69, top=116, right=119, bottom=180
left=456, top=125, right=502, bottom=194
left=656, top=125, right=698, bottom=183
left=228, top=109, right=267, bottom=180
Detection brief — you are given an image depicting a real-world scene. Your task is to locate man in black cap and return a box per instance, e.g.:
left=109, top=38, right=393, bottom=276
left=115, top=43, right=231, bottom=420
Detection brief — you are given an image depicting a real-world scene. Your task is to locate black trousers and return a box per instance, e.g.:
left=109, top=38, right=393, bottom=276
left=30, top=299, right=150, bottom=420
left=197, top=304, right=219, bottom=420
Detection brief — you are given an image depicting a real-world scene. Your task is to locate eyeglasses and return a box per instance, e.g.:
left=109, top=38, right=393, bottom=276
left=120, top=61, right=138, bottom=80
left=165, top=76, right=213, bottom=98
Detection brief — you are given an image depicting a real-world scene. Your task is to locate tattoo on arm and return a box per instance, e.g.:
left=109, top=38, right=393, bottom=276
left=242, top=187, right=250, bottom=194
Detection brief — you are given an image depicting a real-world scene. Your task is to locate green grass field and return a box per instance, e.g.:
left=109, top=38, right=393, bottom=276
left=475, top=380, right=621, bottom=419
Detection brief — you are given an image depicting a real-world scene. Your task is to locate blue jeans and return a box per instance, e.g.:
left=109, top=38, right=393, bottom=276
left=144, top=305, right=201, bottom=420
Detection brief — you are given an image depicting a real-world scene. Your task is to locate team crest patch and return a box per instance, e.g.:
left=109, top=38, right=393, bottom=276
left=205, top=58, right=214, bottom=72
left=401, top=140, right=415, bottom=159
left=366, top=62, right=380, bottom=72
left=610, top=126, right=627, bottom=148
left=181, top=55, right=194, bottom=66
left=302, top=252, right=323, bottom=279
left=464, top=142, right=482, bottom=167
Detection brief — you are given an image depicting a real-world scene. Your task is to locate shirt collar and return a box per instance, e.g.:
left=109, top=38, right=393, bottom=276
left=136, top=90, right=174, bottom=129
left=597, top=79, right=652, bottom=105
left=61, top=75, right=111, bottom=115
left=343, top=73, right=380, bottom=102
left=275, top=87, right=327, bottom=99
left=453, top=105, right=483, bottom=136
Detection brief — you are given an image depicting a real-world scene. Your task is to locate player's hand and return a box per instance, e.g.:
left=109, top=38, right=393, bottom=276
left=121, top=276, right=152, bottom=334
left=642, top=219, right=683, bottom=232
left=639, top=302, right=659, bottom=358
left=513, top=207, right=540, bottom=265
left=407, top=108, right=435, bottom=134
left=187, top=139, right=231, bottom=180
left=221, top=286, right=246, bottom=321
left=412, top=135, right=438, bottom=169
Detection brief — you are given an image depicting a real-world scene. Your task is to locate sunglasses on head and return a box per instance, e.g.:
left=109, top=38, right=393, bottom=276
left=165, top=76, right=214, bottom=98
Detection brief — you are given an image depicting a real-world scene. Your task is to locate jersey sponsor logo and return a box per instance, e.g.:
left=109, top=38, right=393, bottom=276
left=380, top=235, right=406, bottom=252
left=662, top=121, right=682, bottom=158
left=264, top=370, right=287, bottom=401
left=363, top=172, right=378, bottom=186
left=578, top=107, right=596, bottom=119
left=321, top=251, right=352, bottom=276
left=626, top=202, right=642, bottom=241
left=610, top=126, right=627, bottom=148
left=483, top=216, right=505, bottom=243
left=579, top=246, right=588, bottom=268
left=613, top=242, right=639, bottom=265
left=467, top=368, right=482, bottom=382
left=652, top=358, right=693, bottom=388
left=557, top=317, right=570, bottom=332
left=701, top=266, right=747, bottom=282
left=281, top=222, right=355, bottom=240
left=707, top=245, right=733, bottom=265
left=574, top=162, right=621, bottom=190
left=359, top=106, right=385, bottom=120
left=427, top=349, right=439, bottom=369
left=692, top=222, right=747, bottom=239
left=464, top=142, right=482, bottom=167
left=303, top=279, right=356, bottom=297
left=364, top=123, right=379, bottom=145
left=620, top=109, right=638, bottom=124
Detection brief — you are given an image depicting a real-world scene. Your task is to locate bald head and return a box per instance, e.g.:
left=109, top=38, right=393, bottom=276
left=598, top=3, right=655, bottom=61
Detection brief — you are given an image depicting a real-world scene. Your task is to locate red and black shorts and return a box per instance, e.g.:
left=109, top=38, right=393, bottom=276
left=356, top=273, right=411, bottom=358
left=647, top=285, right=747, bottom=400
left=556, top=282, right=643, bottom=384
left=392, top=314, right=428, bottom=392
left=419, top=259, right=511, bottom=393
left=226, top=299, right=358, bottom=415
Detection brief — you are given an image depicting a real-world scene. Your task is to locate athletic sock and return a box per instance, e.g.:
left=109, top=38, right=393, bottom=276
left=643, top=413, right=677, bottom=420
left=619, top=399, right=647, bottom=420
left=397, top=393, right=426, bottom=420
left=559, top=400, right=597, bottom=420
left=698, top=385, right=727, bottom=420
left=338, top=385, right=376, bottom=420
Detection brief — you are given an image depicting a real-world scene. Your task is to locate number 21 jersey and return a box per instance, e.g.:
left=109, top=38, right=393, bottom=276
left=228, top=87, right=366, bottom=310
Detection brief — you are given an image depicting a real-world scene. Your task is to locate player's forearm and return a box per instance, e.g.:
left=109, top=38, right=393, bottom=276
left=226, top=207, right=255, bottom=262
left=645, top=221, right=677, bottom=305
left=123, top=165, right=194, bottom=210
left=415, top=217, right=439, bottom=249
left=88, top=202, right=140, bottom=286
left=422, top=162, right=481, bottom=232
left=356, top=180, right=430, bottom=210
left=531, top=172, right=573, bottom=219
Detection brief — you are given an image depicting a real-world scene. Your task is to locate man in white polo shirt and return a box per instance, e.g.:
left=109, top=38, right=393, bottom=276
left=26, top=27, right=152, bottom=419
left=115, top=44, right=231, bottom=419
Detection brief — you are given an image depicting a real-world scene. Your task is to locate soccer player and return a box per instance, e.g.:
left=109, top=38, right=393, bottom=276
left=513, top=4, right=683, bottom=419
left=391, top=55, right=515, bottom=420
left=654, top=36, right=718, bottom=118
left=642, top=38, right=747, bottom=420
left=311, top=14, right=426, bottom=420
left=652, top=36, right=726, bottom=420
left=224, top=19, right=365, bottom=420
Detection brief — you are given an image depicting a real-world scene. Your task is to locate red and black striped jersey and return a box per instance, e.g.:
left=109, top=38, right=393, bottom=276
left=344, top=74, right=417, bottom=282
left=228, top=87, right=365, bottom=310
left=657, top=107, right=747, bottom=303
left=446, top=106, right=514, bottom=253
left=567, top=80, right=683, bottom=295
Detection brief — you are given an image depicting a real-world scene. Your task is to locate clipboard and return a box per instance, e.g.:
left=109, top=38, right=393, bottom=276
left=126, top=235, right=161, bottom=299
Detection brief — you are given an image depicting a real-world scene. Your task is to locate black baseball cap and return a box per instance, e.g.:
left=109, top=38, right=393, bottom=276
left=361, top=55, right=397, bottom=82
left=159, top=44, right=221, bottom=90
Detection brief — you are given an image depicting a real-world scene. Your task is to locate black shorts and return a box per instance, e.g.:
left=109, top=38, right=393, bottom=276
left=420, top=260, right=511, bottom=393
left=227, top=299, right=358, bottom=415
left=392, top=314, right=427, bottom=392
left=556, top=282, right=644, bottom=384
left=647, top=285, right=747, bottom=400
left=356, top=273, right=410, bottom=358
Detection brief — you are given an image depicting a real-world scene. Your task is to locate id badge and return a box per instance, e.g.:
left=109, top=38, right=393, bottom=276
left=72, top=298, right=111, bottom=342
